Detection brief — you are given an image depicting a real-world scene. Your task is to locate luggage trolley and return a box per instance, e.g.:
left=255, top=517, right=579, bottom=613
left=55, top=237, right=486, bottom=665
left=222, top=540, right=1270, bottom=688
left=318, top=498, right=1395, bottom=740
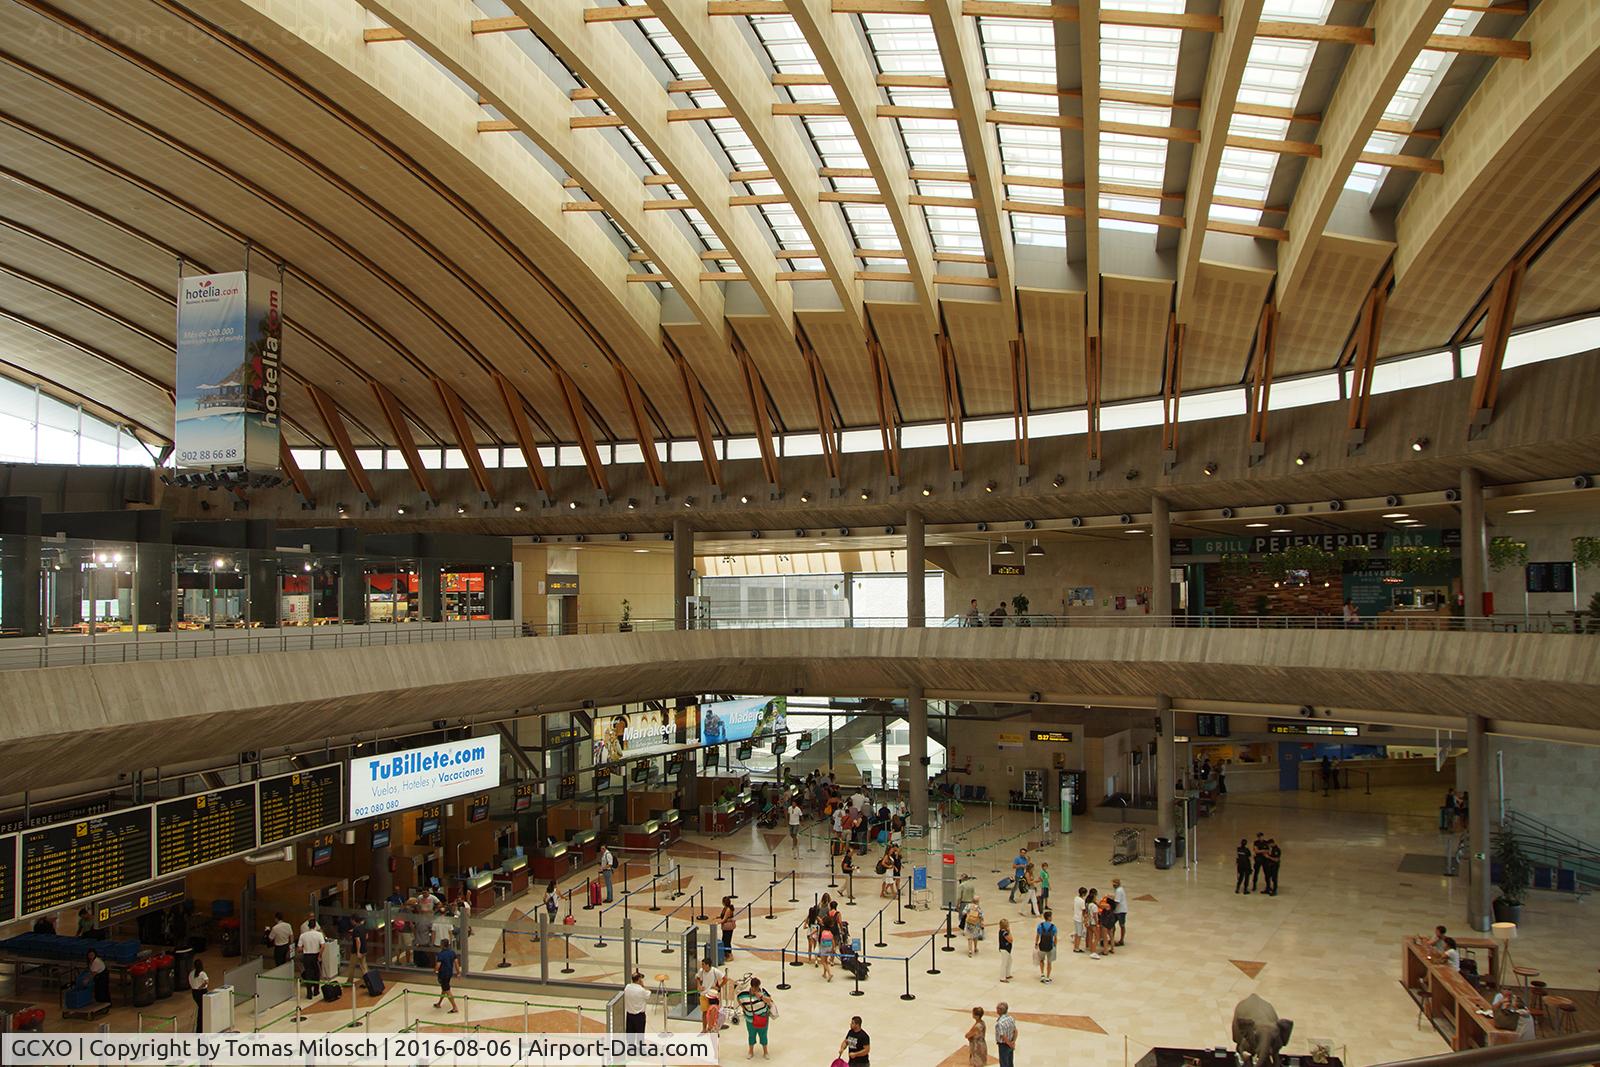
left=1112, top=827, right=1142, bottom=865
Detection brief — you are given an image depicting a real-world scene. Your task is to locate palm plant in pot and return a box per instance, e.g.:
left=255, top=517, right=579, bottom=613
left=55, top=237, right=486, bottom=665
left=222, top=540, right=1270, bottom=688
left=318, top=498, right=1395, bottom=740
left=1492, top=825, right=1533, bottom=923
left=1011, top=593, right=1031, bottom=626
left=618, top=598, right=632, bottom=633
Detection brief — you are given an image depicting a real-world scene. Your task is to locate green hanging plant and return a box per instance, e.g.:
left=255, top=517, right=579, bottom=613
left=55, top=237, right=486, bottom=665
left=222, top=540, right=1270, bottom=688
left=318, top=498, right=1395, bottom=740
left=1389, top=544, right=1454, bottom=577
left=1278, top=544, right=1335, bottom=572
left=1219, top=552, right=1253, bottom=575
left=1335, top=544, right=1372, bottom=565
left=1488, top=538, right=1528, bottom=572
left=1573, top=537, right=1600, bottom=571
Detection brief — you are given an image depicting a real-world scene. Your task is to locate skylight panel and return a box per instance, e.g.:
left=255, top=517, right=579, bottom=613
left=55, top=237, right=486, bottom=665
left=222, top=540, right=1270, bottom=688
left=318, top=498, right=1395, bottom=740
left=1212, top=28, right=1320, bottom=223
left=975, top=15, right=1062, bottom=245
left=1345, top=9, right=1479, bottom=194
left=1097, top=3, right=1182, bottom=234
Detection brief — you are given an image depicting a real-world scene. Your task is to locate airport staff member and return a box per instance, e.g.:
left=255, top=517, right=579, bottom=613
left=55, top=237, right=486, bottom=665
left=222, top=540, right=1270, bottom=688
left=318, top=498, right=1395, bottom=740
left=293, top=919, right=325, bottom=1023
left=267, top=913, right=295, bottom=967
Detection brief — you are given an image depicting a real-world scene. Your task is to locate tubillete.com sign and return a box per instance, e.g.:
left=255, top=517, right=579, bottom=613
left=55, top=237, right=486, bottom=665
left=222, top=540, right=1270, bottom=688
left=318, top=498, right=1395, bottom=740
left=348, top=735, right=501, bottom=820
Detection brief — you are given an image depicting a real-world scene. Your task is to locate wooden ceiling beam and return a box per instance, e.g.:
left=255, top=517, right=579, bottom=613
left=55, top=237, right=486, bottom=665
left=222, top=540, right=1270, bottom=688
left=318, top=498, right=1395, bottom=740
left=433, top=378, right=495, bottom=500
left=371, top=382, right=438, bottom=501
left=1425, top=34, right=1531, bottom=59
left=664, top=333, right=722, bottom=491
left=866, top=334, right=902, bottom=482
left=937, top=332, right=964, bottom=474
left=493, top=373, right=552, bottom=498
left=278, top=437, right=315, bottom=507
left=1160, top=315, right=1185, bottom=462
left=1346, top=267, right=1393, bottom=447
left=554, top=368, right=611, bottom=497
left=731, top=331, right=782, bottom=489
left=1010, top=335, right=1029, bottom=470
left=306, top=384, right=376, bottom=504
left=1084, top=332, right=1102, bottom=471
left=617, top=365, right=668, bottom=491
left=1466, top=263, right=1525, bottom=436
left=1246, top=300, right=1278, bottom=462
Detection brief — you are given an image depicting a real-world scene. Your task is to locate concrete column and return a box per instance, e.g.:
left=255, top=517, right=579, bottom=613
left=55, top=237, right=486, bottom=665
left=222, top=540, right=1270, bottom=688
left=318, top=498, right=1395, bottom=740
left=1155, top=695, right=1176, bottom=842
left=0, top=497, right=41, bottom=637
left=1467, top=714, right=1492, bottom=931
left=1151, top=496, right=1172, bottom=620
left=338, top=556, right=365, bottom=624
left=906, top=511, right=925, bottom=627
left=907, top=684, right=928, bottom=831
left=417, top=563, right=442, bottom=623
left=672, top=517, right=693, bottom=630
left=1460, top=468, right=1487, bottom=621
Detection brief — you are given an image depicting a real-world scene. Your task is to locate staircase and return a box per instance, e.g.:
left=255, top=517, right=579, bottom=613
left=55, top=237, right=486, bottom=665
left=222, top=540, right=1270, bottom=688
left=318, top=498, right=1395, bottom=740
left=1498, top=809, right=1600, bottom=898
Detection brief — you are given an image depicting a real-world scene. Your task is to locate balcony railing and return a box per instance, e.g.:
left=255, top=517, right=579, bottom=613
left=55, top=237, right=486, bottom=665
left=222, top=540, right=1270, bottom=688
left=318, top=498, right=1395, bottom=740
left=2, top=611, right=1583, bottom=671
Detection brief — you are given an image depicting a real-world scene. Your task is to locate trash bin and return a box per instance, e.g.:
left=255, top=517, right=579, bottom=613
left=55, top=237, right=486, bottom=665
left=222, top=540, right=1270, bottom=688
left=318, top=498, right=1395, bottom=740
left=130, top=960, right=157, bottom=1007
left=1176, top=834, right=1186, bottom=859
left=1153, top=836, right=1174, bottom=870
left=173, top=947, right=193, bottom=994
left=152, top=953, right=175, bottom=999
left=219, top=918, right=241, bottom=958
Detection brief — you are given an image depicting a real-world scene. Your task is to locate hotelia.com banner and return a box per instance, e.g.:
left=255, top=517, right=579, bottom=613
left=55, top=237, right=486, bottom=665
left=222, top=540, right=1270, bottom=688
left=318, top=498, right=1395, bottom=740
left=2, top=1033, right=719, bottom=1066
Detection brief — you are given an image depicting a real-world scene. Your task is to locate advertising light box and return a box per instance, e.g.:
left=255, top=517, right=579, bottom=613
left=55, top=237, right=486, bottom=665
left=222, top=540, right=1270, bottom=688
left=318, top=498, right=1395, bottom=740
left=700, top=696, right=787, bottom=746
left=592, top=706, right=700, bottom=764
left=348, top=735, right=502, bottom=820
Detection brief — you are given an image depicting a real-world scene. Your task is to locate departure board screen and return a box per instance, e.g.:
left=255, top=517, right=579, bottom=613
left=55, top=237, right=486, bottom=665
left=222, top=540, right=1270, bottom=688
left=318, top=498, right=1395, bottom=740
left=21, top=808, right=152, bottom=917
left=258, top=765, right=342, bottom=845
left=156, top=785, right=258, bottom=876
left=0, top=834, right=15, bottom=923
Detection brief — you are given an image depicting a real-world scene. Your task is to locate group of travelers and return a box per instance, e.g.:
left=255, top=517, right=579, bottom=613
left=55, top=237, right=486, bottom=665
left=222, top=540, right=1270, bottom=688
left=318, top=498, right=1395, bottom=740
left=1235, top=833, right=1284, bottom=895
left=801, top=892, right=858, bottom=981
left=964, top=598, right=1014, bottom=627
left=1066, top=881, right=1127, bottom=961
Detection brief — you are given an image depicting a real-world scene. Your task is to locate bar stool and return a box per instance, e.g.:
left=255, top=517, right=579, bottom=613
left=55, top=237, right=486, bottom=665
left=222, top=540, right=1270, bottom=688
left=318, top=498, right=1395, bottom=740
left=1544, top=995, right=1576, bottom=1035
left=1529, top=979, right=1548, bottom=1014
left=1512, top=965, right=1540, bottom=1000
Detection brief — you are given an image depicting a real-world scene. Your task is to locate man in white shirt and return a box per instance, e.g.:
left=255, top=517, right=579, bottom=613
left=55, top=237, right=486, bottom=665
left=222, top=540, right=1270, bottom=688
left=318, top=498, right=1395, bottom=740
left=266, top=913, right=294, bottom=967
left=417, top=888, right=441, bottom=912
left=599, top=845, right=617, bottom=903
left=293, top=920, right=326, bottom=1021
left=622, top=970, right=650, bottom=1034
left=787, top=802, right=803, bottom=850
left=1070, top=888, right=1087, bottom=953
left=1112, top=878, right=1129, bottom=946
left=696, top=958, right=726, bottom=1033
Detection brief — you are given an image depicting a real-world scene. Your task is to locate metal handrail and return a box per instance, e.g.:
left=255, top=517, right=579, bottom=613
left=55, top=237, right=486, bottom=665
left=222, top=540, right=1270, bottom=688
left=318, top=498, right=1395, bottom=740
left=1371, top=1031, right=1600, bottom=1066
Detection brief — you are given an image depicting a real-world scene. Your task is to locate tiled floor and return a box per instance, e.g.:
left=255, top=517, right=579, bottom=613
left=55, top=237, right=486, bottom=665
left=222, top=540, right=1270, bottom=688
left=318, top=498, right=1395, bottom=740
left=28, top=787, right=1599, bottom=1065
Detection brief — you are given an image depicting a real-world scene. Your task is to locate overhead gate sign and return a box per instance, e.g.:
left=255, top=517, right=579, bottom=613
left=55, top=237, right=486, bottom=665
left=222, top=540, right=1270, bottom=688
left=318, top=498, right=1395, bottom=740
left=175, top=270, right=282, bottom=469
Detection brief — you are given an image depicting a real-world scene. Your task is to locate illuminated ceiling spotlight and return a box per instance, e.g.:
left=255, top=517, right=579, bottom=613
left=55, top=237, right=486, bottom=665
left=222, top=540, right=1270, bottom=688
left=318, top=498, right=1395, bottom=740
left=567, top=500, right=578, bottom=510
left=512, top=502, right=525, bottom=513
left=799, top=492, right=811, bottom=503
left=994, top=538, right=1016, bottom=556
left=1295, top=451, right=1311, bottom=466
left=859, top=489, right=870, bottom=501
left=1051, top=474, right=1064, bottom=488
left=921, top=485, right=932, bottom=497
left=682, top=496, right=695, bottom=508
left=1410, top=437, right=1429, bottom=452
left=396, top=505, right=409, bottom=515
left=1203, top=462, right=1218, bottom=477
left=740, top=494, right=750, bottom=504
left=456, top=503, right=467, bottom=514
left=1027, top=539, right=1045, bottom=558
left=984, top=481, right=996, bottom=493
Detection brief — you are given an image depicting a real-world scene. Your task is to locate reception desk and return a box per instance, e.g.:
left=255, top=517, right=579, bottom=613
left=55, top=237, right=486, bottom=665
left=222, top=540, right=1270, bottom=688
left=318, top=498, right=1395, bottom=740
left=496, top=856, right=530, bottom=898
left=1401, top=937, right=1519, bottom=1051
left=530, top=842, right=588, bottom=883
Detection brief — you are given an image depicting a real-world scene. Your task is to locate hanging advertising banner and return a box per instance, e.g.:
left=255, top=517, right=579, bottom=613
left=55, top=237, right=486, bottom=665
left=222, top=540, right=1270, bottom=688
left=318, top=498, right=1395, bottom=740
left=700, top=696, right=787, bottom=746
left=592, top=706, right=700, bottom=764
left=347, top=735, right=502, bottom=820
left=174, top=272, right=282, bottom=470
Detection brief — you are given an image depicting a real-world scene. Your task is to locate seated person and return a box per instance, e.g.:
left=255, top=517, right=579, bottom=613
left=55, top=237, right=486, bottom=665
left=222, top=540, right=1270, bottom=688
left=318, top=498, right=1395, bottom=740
left=1427, top=925, right=1449, bottom=954
left=1441, top=937, right=1460, bottom=972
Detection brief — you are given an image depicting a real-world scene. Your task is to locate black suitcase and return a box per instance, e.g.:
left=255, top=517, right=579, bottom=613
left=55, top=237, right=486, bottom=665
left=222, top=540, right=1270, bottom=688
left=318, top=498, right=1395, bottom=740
left=362, top=970, right=384, bottom=997
left=322, top=982, right=341, bottom=1002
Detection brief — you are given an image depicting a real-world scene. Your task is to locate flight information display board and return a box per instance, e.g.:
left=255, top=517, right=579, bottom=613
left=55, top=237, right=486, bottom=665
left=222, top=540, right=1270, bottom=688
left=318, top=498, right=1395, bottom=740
left=258, top=765, right=342, bottom=845
left=156, top=785, right=257, bottom=876
left=0, top=834, right=14, bottom=924
left=20, top=808, right=152, bottom=917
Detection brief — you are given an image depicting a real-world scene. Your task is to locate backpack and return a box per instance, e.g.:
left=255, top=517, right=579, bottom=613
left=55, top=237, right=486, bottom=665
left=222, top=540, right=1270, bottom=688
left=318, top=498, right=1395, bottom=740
left=1037, top=923, right=1056, bottom=953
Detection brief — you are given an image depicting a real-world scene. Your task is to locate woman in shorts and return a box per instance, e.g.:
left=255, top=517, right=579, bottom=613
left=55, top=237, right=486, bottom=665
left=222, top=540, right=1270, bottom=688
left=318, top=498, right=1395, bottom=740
left=963, top=895, right=985, bottom=957
left=817, top=918, right=838, bottom=982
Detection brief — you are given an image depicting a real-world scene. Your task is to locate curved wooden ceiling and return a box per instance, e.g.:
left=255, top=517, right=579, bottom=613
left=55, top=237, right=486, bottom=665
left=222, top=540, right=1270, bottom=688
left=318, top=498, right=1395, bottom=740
left=0, top=0, right=1596, bottom=468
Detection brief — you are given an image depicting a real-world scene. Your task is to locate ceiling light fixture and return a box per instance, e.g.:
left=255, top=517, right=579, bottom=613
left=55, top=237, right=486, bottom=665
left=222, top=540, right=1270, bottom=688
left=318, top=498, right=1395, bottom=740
left=1382, top=512, right=1408, bottom=519
left=1245, top=522, right=1269, bottom=528
left=396, top=505, right=408, bottom=515
left=1203, top=462, right=1218, bottom=476
left=511, top=503, right=524, bottom=513
left=456, top=504, right=467, bottom=515
left=1027, top=539, right=1044, bottom=558
left=1271, top=528, right=1291, bottom=534
left=1051, top=474, right=1064, bottom=488
left=1410, top=437, right=1429, bottom=452
left=984, top=481, right=996, bottom=493
left=626, top=499, right=637, bottom=510
left=921, top=486, right=932, bottom=497
left=740, top=495, right=750, bottom=504
left=799, top=492, right=811, bottom=503
left=1123, top=528, right=1144, bottom=534
left=859, top=489, right=870, bottom=500
left=994, top=538, right=1017, bottom=556
left=1507, top=508, right=1536, bottom=515
left=683, top=497, right=694, bottom=508
left=1295, top=452, right=1311, bottom=466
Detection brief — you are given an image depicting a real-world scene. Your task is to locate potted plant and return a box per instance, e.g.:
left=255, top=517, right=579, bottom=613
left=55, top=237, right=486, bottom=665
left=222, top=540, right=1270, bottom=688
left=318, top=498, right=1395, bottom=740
left=1253, top=594, right=1270, bottom=616
left=618, top=598, right=632, bottom=633
left=1011, top=593, right=1031, bottom=626
left=1492, top=825, right=1534, bottom=923
left=1585, top=590, right=1600, bottom=635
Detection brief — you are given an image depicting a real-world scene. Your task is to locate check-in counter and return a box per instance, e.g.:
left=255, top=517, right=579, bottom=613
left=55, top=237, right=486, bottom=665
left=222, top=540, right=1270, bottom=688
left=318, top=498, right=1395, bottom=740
left=463, top=870, right=496, bottom=911
left=659, top=809, right=681, bottom=845
left=620, top=818, right=666, bottom=852
left=570, top=828, right=599, bottom=866
left=530, top=842, right=583, bottom=882
left=702, top=799, right=743, bottom=835
left=497, top=855, right=530, bottom=898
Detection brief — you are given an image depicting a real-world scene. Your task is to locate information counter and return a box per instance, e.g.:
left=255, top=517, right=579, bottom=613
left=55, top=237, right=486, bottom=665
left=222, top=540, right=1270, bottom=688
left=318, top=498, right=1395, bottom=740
left=461, top=870, right=496, bottom=911
left=659, top=809, right=682, bottom=845
left=1401, top=936, right=1520, bottom=1050
left=702, top=800, right=743, bottom=836
left=619, top=819, right=665, bottom=852
left=569, top=829, right=599, bottom=868
left=529, top=842, right=582, bottom=883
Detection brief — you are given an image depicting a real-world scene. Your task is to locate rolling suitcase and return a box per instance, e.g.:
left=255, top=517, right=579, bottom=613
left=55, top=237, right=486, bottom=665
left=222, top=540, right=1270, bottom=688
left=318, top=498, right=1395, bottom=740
left=587, top=879, right=603, bottom=908
left=322, top=983, right=341, bottom=1003
left=362, top=970, right=384, bottom=997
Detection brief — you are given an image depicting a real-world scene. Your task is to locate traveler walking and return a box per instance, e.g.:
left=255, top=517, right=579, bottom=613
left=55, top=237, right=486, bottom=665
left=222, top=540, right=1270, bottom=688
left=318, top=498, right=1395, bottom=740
left=994, top=1003, right=1018, bottom=1067
left=1009, top=848, right=1028, bottom=903
left=839, top=1016, right=871, bottom=1066
left=788, top=801, right=803, bottom=851
left=963, top=895, right=985, bottom=957
left=1034, top=909, right=1058, bottom=982
left=347, top=915, right=368, bottom=982
left=432, top=938, right=459, bottom=1013
left=1071, top=887, right=1087, bottom=953
left=997, top=918, right=1013, bottom=982
left=737, top=975, right=775, bottom=1059
left=965, top=1006, right=988, bottom=1066
left=293, top=919, right=325, bottom=1022
left=623, top=970, right=649, bottom=1033
left=696, top=957, right=725, bottom=1033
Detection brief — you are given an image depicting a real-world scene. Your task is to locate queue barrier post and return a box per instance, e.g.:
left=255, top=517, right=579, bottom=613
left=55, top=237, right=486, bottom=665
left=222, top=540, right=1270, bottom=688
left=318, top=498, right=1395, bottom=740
left=901, top=958, right=915, bottom=1002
